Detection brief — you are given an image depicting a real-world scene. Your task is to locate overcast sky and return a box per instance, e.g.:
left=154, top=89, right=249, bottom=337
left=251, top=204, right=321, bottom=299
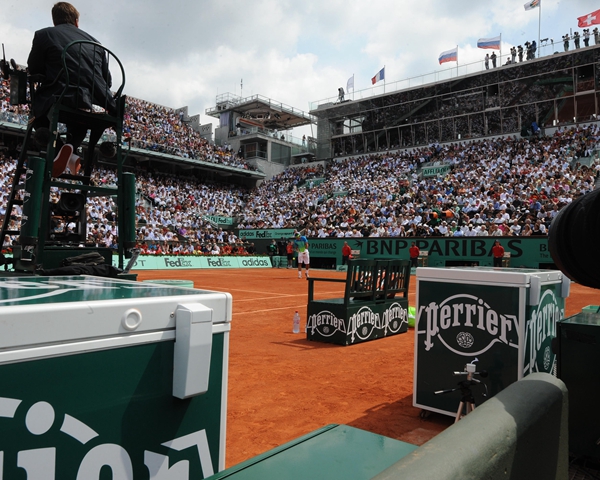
left=1, top=0, right=595, bottom=137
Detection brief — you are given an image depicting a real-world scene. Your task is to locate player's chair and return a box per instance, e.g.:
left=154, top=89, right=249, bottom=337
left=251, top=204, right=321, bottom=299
left=0, top=40, right=136, bottom=273
left=307, top=259, right=411, bottom=345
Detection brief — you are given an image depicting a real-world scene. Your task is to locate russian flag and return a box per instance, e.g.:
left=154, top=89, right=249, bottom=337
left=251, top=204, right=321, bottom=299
left=524, top=0, right=540, bottom=11
left=371, top=67, right=385, bottom=85
left=477, top=35, right=501, bottom=50
left=438, top=47, right=458, bottom=65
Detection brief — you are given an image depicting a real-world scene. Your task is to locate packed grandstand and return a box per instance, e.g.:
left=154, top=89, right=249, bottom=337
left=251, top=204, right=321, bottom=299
left=1, top=60, right=599, bottom=255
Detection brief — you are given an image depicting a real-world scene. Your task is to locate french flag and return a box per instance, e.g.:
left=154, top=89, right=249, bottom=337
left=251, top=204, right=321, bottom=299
left=371, top=67, right=385, bottom=85
left=438, top=47, right=458, bottom=65
left=477, top=35, right=501, bottom=50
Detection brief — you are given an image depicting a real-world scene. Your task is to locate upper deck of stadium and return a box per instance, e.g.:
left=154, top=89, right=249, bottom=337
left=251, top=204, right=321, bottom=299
left=309, top=44, right=600, bottom=161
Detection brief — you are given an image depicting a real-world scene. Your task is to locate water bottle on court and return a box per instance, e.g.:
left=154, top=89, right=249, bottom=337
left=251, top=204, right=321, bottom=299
left=293, top=311, right=300, bottom=334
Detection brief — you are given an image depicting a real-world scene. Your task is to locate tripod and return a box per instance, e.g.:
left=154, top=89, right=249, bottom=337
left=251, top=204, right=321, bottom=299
left=434, top=360, right=487, bottom=423
left=455, top=379, right=477, bottom=422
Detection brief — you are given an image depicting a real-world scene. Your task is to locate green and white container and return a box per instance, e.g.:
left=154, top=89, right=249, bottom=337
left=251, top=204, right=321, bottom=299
left=414, top=267, right=569, bottom=417
left=0, top=275, right=232, bottom=479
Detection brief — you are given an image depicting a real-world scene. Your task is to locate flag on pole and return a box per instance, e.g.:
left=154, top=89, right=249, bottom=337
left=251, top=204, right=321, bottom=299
left=438, top=47, right=458, bottom=65
left=524, top=0, right=540, bottom=11
left=347, top=75, right=354, bottom=91
left=578, top=9, right=600, bottom=27
left=477, top=35, right=501, bottom=50
left=371, top=67, right=385, bottom=85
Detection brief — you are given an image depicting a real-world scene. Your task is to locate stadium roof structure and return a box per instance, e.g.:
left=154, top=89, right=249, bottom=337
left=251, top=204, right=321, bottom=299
left=206, top=93, right=315, bottom=130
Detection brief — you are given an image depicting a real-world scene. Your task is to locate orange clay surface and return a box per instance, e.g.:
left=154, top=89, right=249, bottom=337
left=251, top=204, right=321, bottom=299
left=135, top=267, right=598, bottom=468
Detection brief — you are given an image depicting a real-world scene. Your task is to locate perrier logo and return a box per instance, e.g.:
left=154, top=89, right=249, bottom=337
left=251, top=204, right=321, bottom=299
left=417, top=293, right=519, bottom=356
left=523, top=287, right=563, bottom=376
left=0, top=396, right=214, bottom=479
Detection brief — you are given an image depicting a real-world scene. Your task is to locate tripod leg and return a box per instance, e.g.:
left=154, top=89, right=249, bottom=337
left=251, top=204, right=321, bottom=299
left=455, top=401, right=464, bottom=423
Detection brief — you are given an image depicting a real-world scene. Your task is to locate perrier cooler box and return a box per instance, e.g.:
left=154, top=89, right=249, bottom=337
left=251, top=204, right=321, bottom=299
left=0, top=275, right=231, bottom=479
left=414, top=267, right=570, bottom=417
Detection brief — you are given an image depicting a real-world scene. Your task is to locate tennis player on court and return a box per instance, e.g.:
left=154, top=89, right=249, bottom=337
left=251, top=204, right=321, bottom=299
left=294, top=232, right=310, bottom=279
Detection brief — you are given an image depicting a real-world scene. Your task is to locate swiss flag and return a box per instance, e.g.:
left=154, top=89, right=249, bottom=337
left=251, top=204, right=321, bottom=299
left=578, top=9, right=600, bottom=27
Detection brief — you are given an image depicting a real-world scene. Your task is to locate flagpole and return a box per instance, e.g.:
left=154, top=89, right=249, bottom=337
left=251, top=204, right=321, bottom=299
left=500, top=33, right=502, bottom=64
left=352, top=74, right=355, bottom=100
left=384, top=65, right=386, bottom=94
left=456, top=45, right=458, bottom=77
left=538, top=1, right=541, bottom=57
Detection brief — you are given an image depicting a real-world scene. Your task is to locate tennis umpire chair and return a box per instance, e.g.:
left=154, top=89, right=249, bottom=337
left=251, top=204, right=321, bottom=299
left=0, top=40, right=136, bottom=273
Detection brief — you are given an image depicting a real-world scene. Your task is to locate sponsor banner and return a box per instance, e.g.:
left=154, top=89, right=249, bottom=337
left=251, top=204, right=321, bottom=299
left=116, top=256, right=271, bottom=270
left=248, top=237, right=551, bottom=268
left=421, top=165, right=451, bottom=178
left=1, top=238, right=557, bottom=268
left=347, top=237, right=552, bottom=268
left=236, top=257, right=272, bottom=268
left=415, top=281, right=522, bottom=414
left=307, top=299, right=408, bottom=346
left=0, top=335, right=226, bottom=480
left=204, top=257, right=236, bottom=269
left=116, top=237, right=551, bottom=269
left=523, top=283, right=564, bottom=376
left=237, top=229, right=296, bottom=240
left=204, top=215, right=234, bottom=226
left=414, top=274, right=566, bottom=416
left=307, top=240, right=338, bottom=257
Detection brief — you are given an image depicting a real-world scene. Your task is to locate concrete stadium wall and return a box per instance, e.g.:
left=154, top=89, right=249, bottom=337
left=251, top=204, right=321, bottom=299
left=373, top=373, right=568, bottom=480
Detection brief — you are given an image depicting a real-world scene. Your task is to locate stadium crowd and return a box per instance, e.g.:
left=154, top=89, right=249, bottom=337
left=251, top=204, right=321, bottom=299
left=0, top=153, right=254, bottom=254
left=239, top=124, right=600, bottom=239
left=2, top=64, right=600, bottom=253
left=123, top=97, right=254, bottom=170
left=1, top=73, right=254, bottom=171
left=2, top=123, right=598, bottom=254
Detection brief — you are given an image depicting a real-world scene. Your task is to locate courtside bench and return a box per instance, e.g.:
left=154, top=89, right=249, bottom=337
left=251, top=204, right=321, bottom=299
left=306, top=259, right=411, bottom=345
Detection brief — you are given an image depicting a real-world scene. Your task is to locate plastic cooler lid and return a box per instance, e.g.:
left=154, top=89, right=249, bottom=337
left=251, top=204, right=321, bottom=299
left=0, top=276, right=231, bottom=352
left=416, top=266, right=564, bottom=286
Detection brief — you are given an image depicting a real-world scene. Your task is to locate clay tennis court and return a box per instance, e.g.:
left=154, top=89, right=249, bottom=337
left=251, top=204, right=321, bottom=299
left=136, top=267, right=597, bottom=468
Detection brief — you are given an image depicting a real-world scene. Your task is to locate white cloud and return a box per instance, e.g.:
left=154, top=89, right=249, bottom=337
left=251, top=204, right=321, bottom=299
left=2, top=0, right=591, bottom=132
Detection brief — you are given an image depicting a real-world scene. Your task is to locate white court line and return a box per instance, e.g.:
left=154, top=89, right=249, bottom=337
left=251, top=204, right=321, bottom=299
left=219, top=288, right=295, bottom=296
left=234, top=294, right=298, bottom=300
left=232, top=305, right=307, bottom=315
left=233, top=290, right=343, bottom=301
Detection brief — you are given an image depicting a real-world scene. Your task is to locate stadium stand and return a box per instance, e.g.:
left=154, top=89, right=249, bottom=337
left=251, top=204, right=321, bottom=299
left=123, top=97, right=255, bottom=170
left=1, top=73, right=254, bottom=171
left=1, top=123, right=599, bottom=253
left=319, top=47, right=598, bottom=156
left=1, top=45, right=600, bottom=255
left=241, top=126, right=600, bottom=237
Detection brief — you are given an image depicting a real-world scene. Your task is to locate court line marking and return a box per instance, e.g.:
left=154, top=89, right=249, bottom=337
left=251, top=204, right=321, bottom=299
left=232, top=305, right=307, bottom=315
left=224, top=288, right=344, bottom=301
left=219, top=288, right=299, bottom=296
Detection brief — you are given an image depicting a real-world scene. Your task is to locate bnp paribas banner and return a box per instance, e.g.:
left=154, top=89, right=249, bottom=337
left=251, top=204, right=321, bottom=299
left=306, top=237, right=552, bottom=269
left=115, top=256, right=272, bottom=270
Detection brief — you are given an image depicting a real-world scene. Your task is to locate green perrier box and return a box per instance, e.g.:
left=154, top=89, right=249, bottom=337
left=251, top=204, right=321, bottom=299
left=0, top=276, right=232, bottom=479
left=414, top=267, right=569, bottom=417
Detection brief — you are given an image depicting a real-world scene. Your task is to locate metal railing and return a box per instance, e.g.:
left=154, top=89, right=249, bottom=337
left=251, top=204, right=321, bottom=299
left=207, top=93, right=316, bottom=123
left=310, top=41, right=597, bottom=110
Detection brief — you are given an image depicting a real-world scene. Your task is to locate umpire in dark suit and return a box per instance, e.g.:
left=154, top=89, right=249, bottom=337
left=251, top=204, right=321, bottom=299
left=27, top=2, right=116, bottom=175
